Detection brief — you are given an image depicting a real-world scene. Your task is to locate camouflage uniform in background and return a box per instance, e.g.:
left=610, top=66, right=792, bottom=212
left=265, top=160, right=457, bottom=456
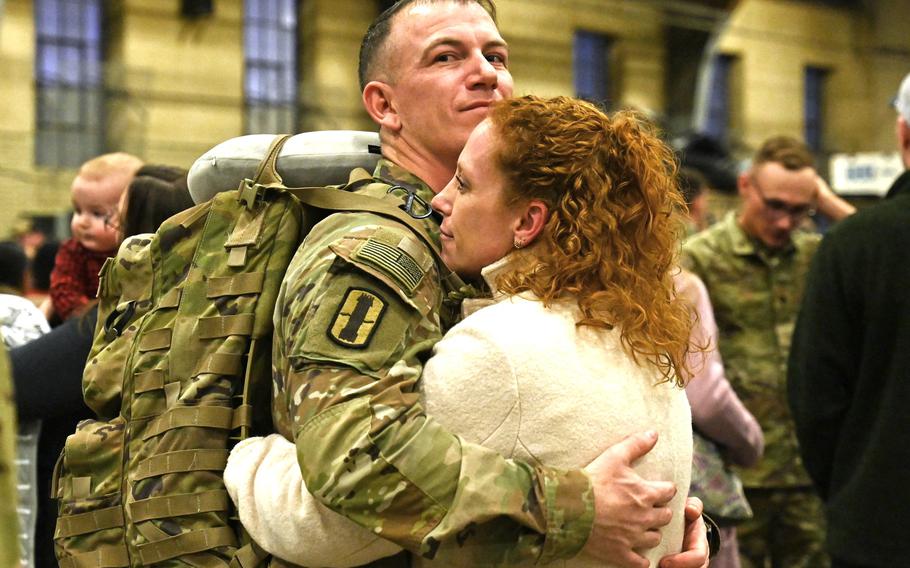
left=1, top=290, right=50, bottom=568
left=682, top=212, right=828, bottom=568
left=0, top=344, right=19, bottom=568
left=271, top=159, right=594, bottom=566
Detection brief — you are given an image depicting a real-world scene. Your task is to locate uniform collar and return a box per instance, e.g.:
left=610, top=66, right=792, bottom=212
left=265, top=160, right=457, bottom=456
left=725, top=210, right=796, bottom=258
left=725, top=211, right=758, bottom=257
left=372, top=158, right=437, bottom=205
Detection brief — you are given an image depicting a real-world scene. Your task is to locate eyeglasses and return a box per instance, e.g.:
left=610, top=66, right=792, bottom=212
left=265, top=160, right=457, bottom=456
left=750, top=176, right=816, bottom=221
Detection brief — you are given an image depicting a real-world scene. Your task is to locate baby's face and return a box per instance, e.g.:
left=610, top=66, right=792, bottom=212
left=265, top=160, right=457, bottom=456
left=70, top=174, right=121, bottom=253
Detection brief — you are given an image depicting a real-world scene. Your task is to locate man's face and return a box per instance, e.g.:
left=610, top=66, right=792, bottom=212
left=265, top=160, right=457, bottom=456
left=738, top=162, right=817, bottom=250
left=381, top=1, right=514, bottom=163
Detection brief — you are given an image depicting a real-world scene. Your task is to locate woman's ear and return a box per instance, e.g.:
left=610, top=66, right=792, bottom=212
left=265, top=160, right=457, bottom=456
left=362, top=81, right=401, bottom=132
left=513, top=199, right=549, bottom=247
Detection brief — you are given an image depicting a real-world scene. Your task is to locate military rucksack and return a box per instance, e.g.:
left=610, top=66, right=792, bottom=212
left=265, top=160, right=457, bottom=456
left=51, top=134, right=459, bottom=568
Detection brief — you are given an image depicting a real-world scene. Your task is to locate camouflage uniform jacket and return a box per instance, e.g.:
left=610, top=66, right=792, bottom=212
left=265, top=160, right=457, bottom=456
left=682, top=212, right=819, bottom=488
left=271, top=159, right=593, bottom=565
left=0, top=345, right=18, bottom=568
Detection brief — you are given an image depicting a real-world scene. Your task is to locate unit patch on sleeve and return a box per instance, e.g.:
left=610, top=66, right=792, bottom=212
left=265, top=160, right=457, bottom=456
left=327, top=288, right=387, bottom=348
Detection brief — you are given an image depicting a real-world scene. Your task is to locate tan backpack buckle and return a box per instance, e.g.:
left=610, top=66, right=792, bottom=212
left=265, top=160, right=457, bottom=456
left=237, top=179, right=263, bottom=210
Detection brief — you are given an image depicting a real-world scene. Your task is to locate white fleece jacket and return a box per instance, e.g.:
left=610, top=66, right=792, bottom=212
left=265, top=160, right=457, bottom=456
left=225, top=258, right=693, bottom=567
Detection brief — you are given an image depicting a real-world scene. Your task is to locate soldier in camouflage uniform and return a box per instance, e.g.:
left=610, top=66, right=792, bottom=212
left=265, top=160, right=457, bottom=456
left=681, top=136, right=855, bottom=568
left=268, top=1, right=711, bottom=567
left=0, top=344, right=19, bottom=568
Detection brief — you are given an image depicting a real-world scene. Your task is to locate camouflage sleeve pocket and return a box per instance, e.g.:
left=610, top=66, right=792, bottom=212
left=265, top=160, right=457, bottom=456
left=299, top=266, right=418, bottom=376
left=292, top=231, right=441, bottom=375
left=52, top=417, right=129, bottom=566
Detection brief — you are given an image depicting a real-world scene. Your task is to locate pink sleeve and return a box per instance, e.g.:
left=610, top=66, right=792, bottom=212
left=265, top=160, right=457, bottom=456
left=678, top=271, right=764, bottom=467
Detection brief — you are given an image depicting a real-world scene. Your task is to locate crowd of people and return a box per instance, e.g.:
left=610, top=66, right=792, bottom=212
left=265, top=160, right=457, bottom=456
left=0, top=1, right=908, bottom=568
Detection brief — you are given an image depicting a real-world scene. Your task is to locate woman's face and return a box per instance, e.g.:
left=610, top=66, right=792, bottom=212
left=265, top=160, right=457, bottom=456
left=431, top=120, right=523, bottom=279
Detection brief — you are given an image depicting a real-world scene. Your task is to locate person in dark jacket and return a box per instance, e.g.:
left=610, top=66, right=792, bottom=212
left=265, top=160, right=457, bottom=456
left=10, top=165, right=194, bottom=568
left=788, top=71, right=910, bottom=568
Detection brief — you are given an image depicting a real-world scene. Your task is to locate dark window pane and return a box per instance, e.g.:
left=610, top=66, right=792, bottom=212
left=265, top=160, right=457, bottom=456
left=63, top=2, right=82, bottom=40
left=805, top=66, right=826, bottom=153
left=35, top=0, right=105, bottom=168
left=705, top=54, right=733, bottom=141
left=86, top=3, right=102, bottom=42
left=244, top=0, right=298, bottom=133
left=247, top=67, right=262, bottom=101
left=36, top=2, right=58, bottom=37
left=574, top=31, right=611, bottom=107
left=264, top=29, right=280, bottom=62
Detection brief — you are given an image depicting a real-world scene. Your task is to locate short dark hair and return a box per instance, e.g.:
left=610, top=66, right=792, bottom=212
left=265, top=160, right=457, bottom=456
left=753, top=136, right=815, bottom=171
left=678, top=167, right=709, bottom=206
left=358, top=0, right=497, bottom=91
left=0, top=241, right=27, bottom=292
left=120, top=165, right=195, bottom=238
left=31, top=241, right=59, bottom=292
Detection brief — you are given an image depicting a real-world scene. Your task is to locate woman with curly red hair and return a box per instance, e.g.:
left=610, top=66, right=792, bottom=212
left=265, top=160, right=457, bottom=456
left=437, top=94, right=692, bottom=386
left=226, top=95, right=695, bottom=567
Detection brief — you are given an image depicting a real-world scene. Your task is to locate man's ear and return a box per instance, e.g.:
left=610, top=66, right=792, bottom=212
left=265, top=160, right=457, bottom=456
left=737, top=171, right=750, bottom=198
left=362, top=81, right=401, bottom=132
left=513, top=200, right=549, bottom=246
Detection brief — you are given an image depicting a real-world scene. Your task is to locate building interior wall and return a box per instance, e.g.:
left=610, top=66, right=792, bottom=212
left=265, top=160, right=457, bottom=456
left=0, top=0, right=909, bottom=238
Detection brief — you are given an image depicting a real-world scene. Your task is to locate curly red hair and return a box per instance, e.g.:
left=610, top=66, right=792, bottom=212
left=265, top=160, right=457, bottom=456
left=489, top=95, right=691, bottom=385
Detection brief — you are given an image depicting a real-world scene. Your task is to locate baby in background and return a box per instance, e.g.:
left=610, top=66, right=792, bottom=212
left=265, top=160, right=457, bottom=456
left=50, top=152, right=142, bottom=320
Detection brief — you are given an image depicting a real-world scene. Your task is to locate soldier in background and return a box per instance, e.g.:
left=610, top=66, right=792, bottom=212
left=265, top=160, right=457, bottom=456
left=682, top=136, right=854, bottom=568
left=268, top=1, right=710, bottom=567
left=0, top=345, right=19, bottom=568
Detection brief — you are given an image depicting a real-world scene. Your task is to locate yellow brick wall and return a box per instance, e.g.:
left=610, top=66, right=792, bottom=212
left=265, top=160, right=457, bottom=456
left=0, top=0, right=246, bottom=239
left=300, top=0, right=375, bottom=132
left=499, top=0, right=665, bottom=114
left=116, top=0, right=244, bottom=167
left=0, top=0, right=44, bottom=237
left=714, top=0, right=910, bottom=156
left=2, top=0, right=909, bottom=238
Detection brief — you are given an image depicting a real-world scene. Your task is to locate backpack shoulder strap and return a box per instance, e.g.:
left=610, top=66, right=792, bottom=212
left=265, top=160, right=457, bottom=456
left=252, top=134, right=292, bottom=187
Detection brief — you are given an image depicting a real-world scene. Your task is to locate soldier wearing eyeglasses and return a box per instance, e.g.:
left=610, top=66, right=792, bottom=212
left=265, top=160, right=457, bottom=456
left=681, top=136, right=855, bottom=568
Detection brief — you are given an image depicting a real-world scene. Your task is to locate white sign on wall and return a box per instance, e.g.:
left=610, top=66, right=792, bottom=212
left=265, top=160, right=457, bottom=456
left=829, top=152, right=903, bottom=197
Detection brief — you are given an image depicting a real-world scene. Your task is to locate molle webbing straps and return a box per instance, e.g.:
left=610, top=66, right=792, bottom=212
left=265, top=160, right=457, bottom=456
left=55, top=507, right=125, bottom=539
left=56, top=545, right=130, bottom=568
